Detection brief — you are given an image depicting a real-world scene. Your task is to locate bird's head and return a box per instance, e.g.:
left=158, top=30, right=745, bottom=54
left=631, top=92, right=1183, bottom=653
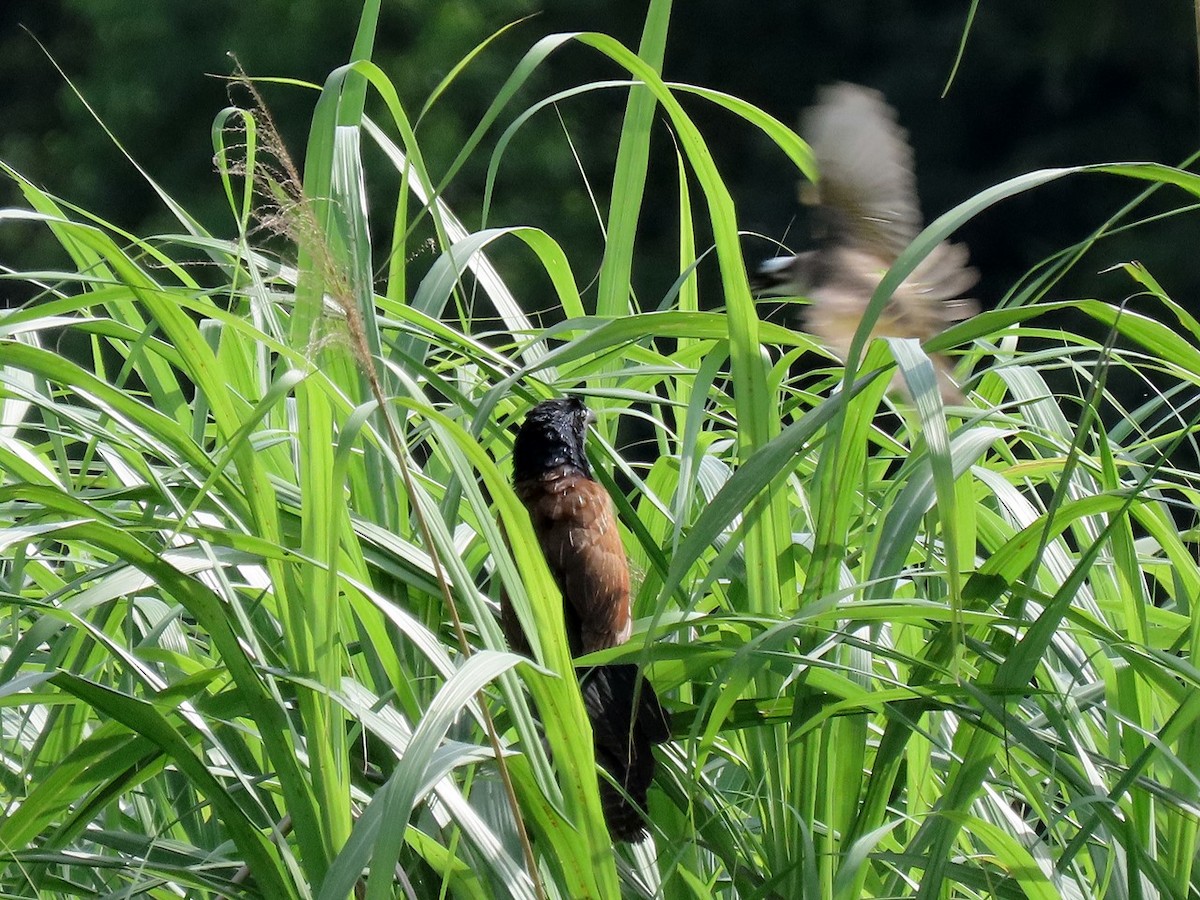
left=512, top=396, right=596, bottom=482
left=751, top=249, right=823, bottom=297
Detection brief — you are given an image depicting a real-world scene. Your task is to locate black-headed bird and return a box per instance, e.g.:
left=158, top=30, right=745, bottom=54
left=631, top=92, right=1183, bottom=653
left=502, top=397, right=670, bottom=842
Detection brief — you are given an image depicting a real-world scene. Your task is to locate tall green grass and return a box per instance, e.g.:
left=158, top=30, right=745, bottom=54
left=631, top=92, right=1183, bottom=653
left=4, top=3, right=1200, bottom=898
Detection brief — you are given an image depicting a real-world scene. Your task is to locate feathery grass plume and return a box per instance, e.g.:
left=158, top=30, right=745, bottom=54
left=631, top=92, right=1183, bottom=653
left=219, top=60, right=555, bottom=897
left=218, top=61, right=370, bottom=367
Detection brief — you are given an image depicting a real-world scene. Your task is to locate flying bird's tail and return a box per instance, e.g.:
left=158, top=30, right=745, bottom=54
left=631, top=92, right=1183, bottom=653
left=577, top=662, right=671, bottom=842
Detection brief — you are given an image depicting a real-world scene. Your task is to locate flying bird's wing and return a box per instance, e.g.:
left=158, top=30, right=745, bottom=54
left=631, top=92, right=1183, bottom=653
left=801, top=82, right=923, bottom=262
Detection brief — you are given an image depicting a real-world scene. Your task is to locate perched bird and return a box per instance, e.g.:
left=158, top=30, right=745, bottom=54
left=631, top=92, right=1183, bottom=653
left=755, top=82, right=979, bottom=403
left=503, top=397, right=670, bottom=842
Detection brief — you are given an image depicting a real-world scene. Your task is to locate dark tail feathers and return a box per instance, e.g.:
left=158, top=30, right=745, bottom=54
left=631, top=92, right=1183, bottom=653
left=577, top=663, right=670, bottom=842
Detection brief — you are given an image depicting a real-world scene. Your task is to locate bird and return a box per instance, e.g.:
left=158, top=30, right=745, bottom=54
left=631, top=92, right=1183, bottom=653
left=502, top=397, right=670, bottom=843
left=754, top=82, right=979, bottom=403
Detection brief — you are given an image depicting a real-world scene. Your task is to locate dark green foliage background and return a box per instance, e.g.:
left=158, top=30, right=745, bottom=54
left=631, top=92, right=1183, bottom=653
left=3, top=0, right=1196, bottom=317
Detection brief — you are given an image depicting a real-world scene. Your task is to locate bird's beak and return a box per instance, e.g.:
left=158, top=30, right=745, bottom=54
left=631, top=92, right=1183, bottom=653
left=752, top=253, right=800, bottom=295
left=584, top=408, right=598, bottom=425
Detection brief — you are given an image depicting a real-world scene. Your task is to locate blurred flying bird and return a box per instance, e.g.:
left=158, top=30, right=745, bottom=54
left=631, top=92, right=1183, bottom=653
left=755, top=82, right=979, bottom=402
left=502, top=397, right=670, bottom=843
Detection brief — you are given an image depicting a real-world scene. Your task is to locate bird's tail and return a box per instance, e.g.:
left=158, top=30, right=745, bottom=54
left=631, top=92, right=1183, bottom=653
left=577, top=663, right=671, bottom=842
